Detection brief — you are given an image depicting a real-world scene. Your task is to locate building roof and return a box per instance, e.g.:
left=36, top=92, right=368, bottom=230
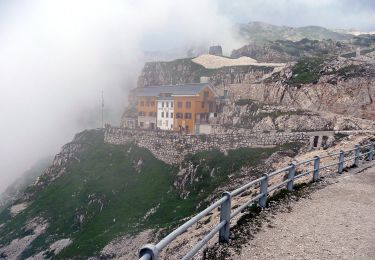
left=135, top=83, right=212, bottom=97
left=157, top=97, right=174, bottom=101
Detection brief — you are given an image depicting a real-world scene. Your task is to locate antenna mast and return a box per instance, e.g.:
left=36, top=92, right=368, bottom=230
left=101, top=90, right=104, bottom=128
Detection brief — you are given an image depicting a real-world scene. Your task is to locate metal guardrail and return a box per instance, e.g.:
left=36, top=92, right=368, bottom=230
left=139, top=142, right=375, bottom=260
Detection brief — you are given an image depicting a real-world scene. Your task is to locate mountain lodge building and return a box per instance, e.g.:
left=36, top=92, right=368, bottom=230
left=134, top=83, right=217, bottom=134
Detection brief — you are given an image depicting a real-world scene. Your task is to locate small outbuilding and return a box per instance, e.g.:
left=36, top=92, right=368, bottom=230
left=208, top=45, right=223, bottom=56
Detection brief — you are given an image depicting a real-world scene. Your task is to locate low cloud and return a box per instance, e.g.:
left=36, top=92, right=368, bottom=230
left=0, top=0, right=239, bottom=193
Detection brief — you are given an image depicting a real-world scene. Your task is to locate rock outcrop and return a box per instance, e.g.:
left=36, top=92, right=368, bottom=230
left=33, top=130, right=95, bottom=188
left=222, top=57, right=375, bottom=121
left=137, top=58, right=275, bottom=88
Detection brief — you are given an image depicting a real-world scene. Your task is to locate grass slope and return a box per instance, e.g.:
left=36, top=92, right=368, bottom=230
left=0, top=130, right=299, bottom=259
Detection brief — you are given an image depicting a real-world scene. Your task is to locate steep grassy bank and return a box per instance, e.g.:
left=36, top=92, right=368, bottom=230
left=0, top=130, right=301, bottom=259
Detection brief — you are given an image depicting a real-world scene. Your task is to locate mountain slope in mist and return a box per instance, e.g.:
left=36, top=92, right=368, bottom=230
left=231, top=34, right=375, bottom=62
left=237, top=21, right=352, bottom=43
left=0, top=157, right=52, bottom=210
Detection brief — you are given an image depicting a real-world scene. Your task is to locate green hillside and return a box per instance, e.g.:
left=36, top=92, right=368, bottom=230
left=0, top=130, right=299, bottom=258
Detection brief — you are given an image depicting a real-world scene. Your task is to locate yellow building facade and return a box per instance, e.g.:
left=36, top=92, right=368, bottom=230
left=134, top=83, right=217, bottom=133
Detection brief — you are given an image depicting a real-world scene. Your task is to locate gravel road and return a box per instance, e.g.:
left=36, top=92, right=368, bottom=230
left=237, top=164, right=375, bottom=260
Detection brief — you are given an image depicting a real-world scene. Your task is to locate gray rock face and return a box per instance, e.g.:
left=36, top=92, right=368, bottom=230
left=137, top=59, right=274, bottom=88
left=221, top=57, right=375, bottom=121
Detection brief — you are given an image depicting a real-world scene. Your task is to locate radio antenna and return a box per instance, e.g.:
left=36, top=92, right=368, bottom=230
left=101, top=90, right=104, bottom=128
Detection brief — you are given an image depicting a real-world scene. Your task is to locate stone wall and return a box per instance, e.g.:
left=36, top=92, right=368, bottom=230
left=104, top=127, right=309, bottom=164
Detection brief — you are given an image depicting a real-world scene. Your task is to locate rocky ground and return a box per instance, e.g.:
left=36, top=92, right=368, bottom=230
left=236, top=163, right=375, bottom=260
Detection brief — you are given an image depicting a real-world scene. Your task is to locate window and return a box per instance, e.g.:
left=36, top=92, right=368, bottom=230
left=178, top=101, right=183, bottom=108
left=162, top=102, right=164, bottom=108
left=204, top=91, right=209, bottom=99
left=186, top=101, right=191, bottom=108
left=170, top=112, right=173, bottom=118
left=176, top=113, right=183, bottom=119
left=185, top=113, right=192, bottom=119
left=138, top=111, right=145, bottom=116
left=161, top=112, right=164, bottom=118
left=171, top=102, right=173, bottom=108
left=148, top=112, right=153, bottom=117
left=140, top=122, right=144, bottom=127
left=140, top=101, right=144, bottom=106
left=166, top=112, right=169, bottom=118
left=201, top=102, right=205, bottom=108
left=166, top=102, right=169, bottom=108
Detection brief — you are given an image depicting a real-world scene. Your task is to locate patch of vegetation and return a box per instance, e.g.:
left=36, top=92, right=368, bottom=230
left=183, top=147, right=277, bottom=200
left=335, top=64, right=365, bottom=78
left=234, top=99, right=259, bottom=107
left=334, top=132, right=349, bottom=141
left=288, top=57, right=324, bottom=85
left=0, top=207, right=11, bottom=224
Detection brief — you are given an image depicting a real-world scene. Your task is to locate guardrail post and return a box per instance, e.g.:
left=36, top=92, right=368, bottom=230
left=354, top=145, right=360, bottom=167
left=338, top=150, right=344, bottom=174
left=219, top=192, right=231, bottom=243
left=139, top=244, right=159, bottom=260
left=369, top=143, right=374, bottom=161
left=287, top=163, right=296, bottom=191
left=313, top=156, right=320, bottom=181
left=259, top=174, right=268, bottom=208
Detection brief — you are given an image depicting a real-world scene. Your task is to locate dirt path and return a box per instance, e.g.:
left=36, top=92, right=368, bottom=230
left=237, top=165, right=375, bottom=260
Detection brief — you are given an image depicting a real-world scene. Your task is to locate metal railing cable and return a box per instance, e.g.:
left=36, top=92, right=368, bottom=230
left=139, top=142, right=375, bottom=260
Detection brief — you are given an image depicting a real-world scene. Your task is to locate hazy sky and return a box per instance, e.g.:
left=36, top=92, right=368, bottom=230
left=0, top=0, right=374, bottom=193
left=218, top=0, right=375, bottom=31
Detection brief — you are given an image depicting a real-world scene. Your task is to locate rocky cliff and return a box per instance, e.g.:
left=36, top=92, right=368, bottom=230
left=223, top=56, right=375, bottom=121
left=137, top=58, right=275, bottom=88
left=217, top=100, right=374, bottom=132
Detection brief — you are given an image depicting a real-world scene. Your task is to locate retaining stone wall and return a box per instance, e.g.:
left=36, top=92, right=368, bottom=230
left=104, top=127, right=309, bottom=164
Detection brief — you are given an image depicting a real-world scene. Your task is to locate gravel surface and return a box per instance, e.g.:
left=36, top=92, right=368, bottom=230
left=237, top=164, right=375, bottom=260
